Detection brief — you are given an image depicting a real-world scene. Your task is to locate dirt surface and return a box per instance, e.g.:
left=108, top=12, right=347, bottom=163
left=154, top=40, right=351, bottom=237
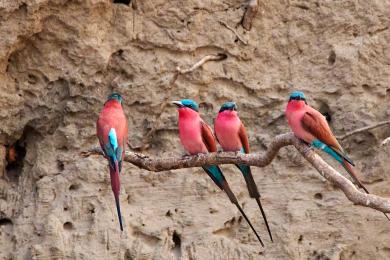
left=0, top=0, right=390, bottom=259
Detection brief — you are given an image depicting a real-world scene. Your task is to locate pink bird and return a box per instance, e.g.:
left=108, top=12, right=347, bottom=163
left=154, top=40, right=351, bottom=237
left=172, top=99, right=265, bottom=247
left=215, top=102, right=273, bottom=242
left=285, top=91, right=389, bottom=221
left=97, top=93, right=128, bottom=231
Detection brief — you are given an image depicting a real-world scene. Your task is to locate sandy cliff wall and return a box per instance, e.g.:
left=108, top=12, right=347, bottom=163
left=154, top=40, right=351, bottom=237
left=0, top=0, right=389, bottom=259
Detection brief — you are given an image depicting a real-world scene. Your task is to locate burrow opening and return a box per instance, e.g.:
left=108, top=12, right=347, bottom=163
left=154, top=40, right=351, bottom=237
left=172, top=231, right=182, bottom=258
left=0, top=217, right=13, bottom=226
left=113, top=0, right=132, bottom=5
left=63, top=221, right=74, bottom=230
left=5, top=127, right=30, bottom=181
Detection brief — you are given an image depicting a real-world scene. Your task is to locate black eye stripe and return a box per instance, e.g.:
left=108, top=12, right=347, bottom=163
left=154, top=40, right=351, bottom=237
left=290, top=96, right=305, bottom=101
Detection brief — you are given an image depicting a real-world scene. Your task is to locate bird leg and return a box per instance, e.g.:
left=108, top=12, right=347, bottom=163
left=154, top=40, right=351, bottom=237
left=302, top=144, right=314, bottom=155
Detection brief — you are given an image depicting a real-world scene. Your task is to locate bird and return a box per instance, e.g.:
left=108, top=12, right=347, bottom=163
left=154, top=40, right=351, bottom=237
left=214, top=101, right=273, bottom=242
left=285, top=90, right=390, bottom=221
left=97, top=93, right=128, bottom=231
left=172, top=99, right=265, bottom=247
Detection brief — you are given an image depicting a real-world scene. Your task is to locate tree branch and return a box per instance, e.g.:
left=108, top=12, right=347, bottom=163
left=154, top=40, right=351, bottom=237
left=219, top=21, right=248, bottom=45
left=82, top=133, right=390, bottom=213
left=336, top=120, right=390, bottom=140
left=176, top=53, right=227, bottom=74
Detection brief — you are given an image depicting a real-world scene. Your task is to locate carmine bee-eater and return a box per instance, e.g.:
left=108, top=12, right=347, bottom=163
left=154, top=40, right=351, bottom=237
left=97, top=93, right=128, bottom=231
left=172, top=99, right=265, bottom=247
left=285, top=91, right=389, bottom=221
left=214, top=102, right=273, bottom=242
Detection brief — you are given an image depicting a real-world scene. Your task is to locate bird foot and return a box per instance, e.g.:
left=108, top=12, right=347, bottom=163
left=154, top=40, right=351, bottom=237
left=181, top=154, right=192, bottom=160
left=303, top=145, right=314, bottom=155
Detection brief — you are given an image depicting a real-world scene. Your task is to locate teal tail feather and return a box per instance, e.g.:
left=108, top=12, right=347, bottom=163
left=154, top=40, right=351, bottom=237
left=235, top=200, right=265, bottom=247
left=202, top=166, right=265, bottom=247
left=220, top=180, right=265, bottom=247
left=312, top=139, right=355, bottom=166
left=202, top=165, right=225, bottom=190
left=115, top=195, right=124, bottom=231
left=236, top=164, right=273, bottom=242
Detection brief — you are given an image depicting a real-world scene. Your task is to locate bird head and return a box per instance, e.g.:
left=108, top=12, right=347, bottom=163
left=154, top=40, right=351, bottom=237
left=219, top=102, right=237, bottom=113
left=286, top=91, right=307, bottom=114
left=106, top=93, right=123, bottom=104
left=288, top=91, right=307, bottom=104
left=172, top=99, right=199, bottom=112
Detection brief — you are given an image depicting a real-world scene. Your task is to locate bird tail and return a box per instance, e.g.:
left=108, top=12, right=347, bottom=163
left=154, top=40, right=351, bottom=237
left=312, top=139, right=355, bottom=166
left=235, top=164, right=273, bottom=242
left=314, top=140, right=390, bottom=222
left=202, top=165, right=226, bottom=190
left=342, top=160, right=390, bottom=222
left=235, top=164, right=260, bottom=198
left=202, top=166, right=265, bottom=246
left=341, top=160, right=369, bottom=193
left=220, top=180, right=265, bottom=247
left=110, top=161, right=124, bottom=231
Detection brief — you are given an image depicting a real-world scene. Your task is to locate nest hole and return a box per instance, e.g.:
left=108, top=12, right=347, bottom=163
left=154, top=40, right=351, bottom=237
left=172, top=231, right=182, bottom=258
left=319, top=103, right=332, bottom=123
left=328, top=50, right=336, bottom=65
left=0, top=217, right=13, bottom=226
left=5, top=137, right=27, bottom=182
left=314, top=193, right=323, bottom=200
left=113, top=0, right=132, bottom=5
left=63, top=222, right=73, bottom=230
left=57, top=160, right=65, bottom=171
left=69, top=184, right=80, bottom=191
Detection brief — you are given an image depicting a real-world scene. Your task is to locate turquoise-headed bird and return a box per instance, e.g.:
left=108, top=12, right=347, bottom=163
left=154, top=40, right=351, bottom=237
left=215, top=102, right=273, bottom=242
left=97, top=93, right=128, bottom=231
left=285, top=91, right=390, bottom=221
left=172, top=99, right=265, bottom=247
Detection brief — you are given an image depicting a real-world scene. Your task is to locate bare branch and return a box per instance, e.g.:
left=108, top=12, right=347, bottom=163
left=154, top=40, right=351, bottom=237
left=176, top=53, right=227, bottom=74
left=241, top=0, right=259, bottom=31
left=83, top=133, right=390, bottom=214
left=219, top=21, right=248, bottom=45
left=336, top=120, right=390, bottom=140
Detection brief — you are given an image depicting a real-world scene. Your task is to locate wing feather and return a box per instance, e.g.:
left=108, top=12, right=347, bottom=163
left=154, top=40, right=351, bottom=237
left=201, top=121, right=217, bottom=152
left=301, top=110, right=343, bottom=153
left=238, top=123, right=250, bottom=154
